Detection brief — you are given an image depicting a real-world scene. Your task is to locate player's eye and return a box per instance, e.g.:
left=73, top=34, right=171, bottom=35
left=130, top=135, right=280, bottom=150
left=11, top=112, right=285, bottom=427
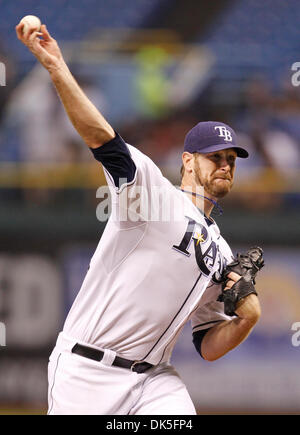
left=227, top=155, right=236, bottom=164
left=210, top=153, right=221, bottom=160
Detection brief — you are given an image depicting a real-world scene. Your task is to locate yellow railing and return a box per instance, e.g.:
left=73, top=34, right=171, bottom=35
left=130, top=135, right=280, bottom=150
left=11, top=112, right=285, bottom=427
left=232, top=168, right=300, bottom=194
left=0, top=162, right=106, bottom=189
left=0, top=164, right=299, bottom=193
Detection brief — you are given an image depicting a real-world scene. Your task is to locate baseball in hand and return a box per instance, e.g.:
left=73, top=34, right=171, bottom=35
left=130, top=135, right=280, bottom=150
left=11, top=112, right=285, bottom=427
left=19, top=15, right=41, bottom=35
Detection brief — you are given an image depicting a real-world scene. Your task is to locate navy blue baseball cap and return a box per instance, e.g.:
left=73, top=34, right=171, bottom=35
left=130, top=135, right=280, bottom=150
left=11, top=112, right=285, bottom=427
left=184, top=121, right=249, bottom=158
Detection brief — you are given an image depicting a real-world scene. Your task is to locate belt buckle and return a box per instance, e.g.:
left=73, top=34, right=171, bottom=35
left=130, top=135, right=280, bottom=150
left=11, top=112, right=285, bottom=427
left=130, top=360, right=142, bottom=371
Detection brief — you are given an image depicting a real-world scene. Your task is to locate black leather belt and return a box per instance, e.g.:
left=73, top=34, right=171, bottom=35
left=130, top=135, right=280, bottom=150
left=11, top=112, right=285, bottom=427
left=71, top=343, right=153, bottom=374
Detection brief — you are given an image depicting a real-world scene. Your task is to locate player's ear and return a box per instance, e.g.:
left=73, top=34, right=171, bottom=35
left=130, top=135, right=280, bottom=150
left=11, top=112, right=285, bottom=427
left=182, top=152, right=194, bottom=175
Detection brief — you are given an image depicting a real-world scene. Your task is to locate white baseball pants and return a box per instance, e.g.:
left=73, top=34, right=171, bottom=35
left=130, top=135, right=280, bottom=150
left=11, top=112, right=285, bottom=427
left=47, top=333, right=196, bottom=415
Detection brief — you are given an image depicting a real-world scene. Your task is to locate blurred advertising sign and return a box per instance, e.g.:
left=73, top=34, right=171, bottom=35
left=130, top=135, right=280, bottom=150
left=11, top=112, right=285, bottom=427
left=0, top=255, right=63, bottom=348
left=0, top=254, right=63, bottom=405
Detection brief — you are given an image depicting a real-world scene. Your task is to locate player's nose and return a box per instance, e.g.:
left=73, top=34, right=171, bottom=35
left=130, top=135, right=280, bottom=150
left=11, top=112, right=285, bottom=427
left=219, top=158, right=231, bottom=171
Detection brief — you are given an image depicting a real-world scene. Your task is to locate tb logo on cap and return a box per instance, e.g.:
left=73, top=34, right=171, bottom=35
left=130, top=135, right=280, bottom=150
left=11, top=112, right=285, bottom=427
left=214, top=126, right=232, bottom=142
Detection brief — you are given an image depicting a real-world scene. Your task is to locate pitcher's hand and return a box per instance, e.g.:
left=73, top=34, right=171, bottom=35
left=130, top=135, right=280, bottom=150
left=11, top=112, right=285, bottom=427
left=16, top=23, right=64, bottom=72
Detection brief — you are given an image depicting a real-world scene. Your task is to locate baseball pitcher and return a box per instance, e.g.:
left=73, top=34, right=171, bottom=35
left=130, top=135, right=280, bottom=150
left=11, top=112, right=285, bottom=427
left=16, top=22, right=264, bottom=415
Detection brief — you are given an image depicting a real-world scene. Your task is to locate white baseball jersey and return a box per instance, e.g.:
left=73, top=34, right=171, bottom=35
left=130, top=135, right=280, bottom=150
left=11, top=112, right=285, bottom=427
left=63, top=134, right=234, bottom=365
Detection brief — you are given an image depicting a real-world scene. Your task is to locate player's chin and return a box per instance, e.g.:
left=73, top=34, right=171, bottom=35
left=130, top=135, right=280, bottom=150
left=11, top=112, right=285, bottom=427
left=210, top=180, right=233, bottom=198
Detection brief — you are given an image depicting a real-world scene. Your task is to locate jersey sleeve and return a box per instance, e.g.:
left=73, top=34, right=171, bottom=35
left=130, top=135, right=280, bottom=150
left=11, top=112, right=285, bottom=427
left=191, top=295, right=234, bottom=333
left=191, top=285, right=235, bottom=359
left=90, top=132, right=172, bottom=223
left=90, top=132, right=137, bottom=191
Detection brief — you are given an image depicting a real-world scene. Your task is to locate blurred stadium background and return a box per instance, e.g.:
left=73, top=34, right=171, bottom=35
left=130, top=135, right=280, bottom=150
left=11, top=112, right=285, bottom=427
left=0, top=0, right=300, bottom=415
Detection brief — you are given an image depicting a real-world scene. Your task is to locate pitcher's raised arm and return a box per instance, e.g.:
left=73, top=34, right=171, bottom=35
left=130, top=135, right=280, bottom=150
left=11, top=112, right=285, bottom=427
left=16, top=21, right=115, bottom=148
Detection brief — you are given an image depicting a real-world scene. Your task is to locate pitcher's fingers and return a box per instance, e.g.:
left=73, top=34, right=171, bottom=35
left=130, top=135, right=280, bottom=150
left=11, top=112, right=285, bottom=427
left=40, top=24, right=51, bottom=40
left=224, top=279, right=235, bottom=289
left=28, top=31, right=45, bottom=55
left=226, top=271, right=242, bottom=282
left=25, top=26, right=41, bottom=41
left=15, top=22, right=25, bottom=40
left=28, top=30, right=41, bottom=43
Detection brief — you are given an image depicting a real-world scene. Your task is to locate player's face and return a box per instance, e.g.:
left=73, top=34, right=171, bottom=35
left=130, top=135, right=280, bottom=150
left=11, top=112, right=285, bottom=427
left=193, top=149, right=237, bottom=199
